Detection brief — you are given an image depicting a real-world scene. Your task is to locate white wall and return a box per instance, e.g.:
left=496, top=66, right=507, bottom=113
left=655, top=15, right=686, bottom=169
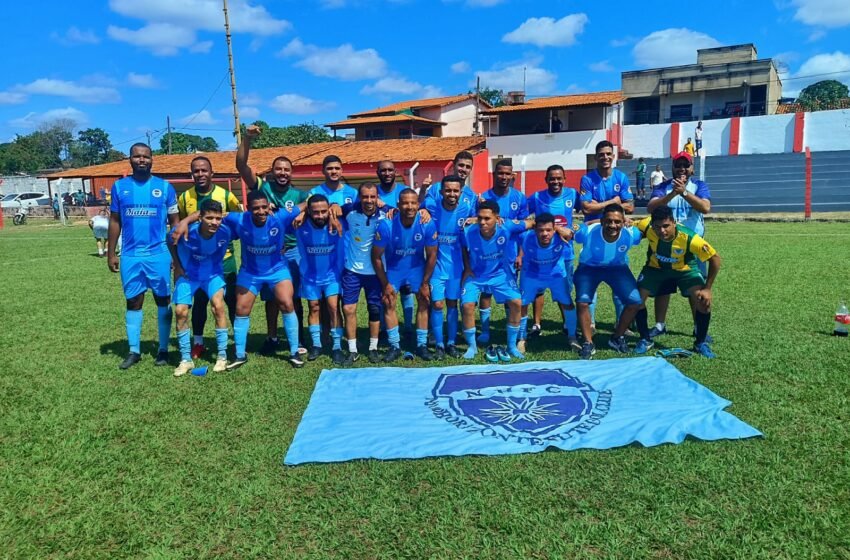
left=623, top=117, right=732, bottom=158
left=739, top=113, right=795, bottom=154
left=422, top=100, right=477, bottom=137
left=0, top=176, right=89, bottom=195
left=805, top=109, right=850, bottom=152
left=486, top=129, right=607, bottom=170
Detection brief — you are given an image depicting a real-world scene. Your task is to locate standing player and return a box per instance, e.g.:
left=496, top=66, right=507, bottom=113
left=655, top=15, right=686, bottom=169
left=460, top=201, right=534, bottom=362
left=371, top=189, right=438, bottom=362
left=573, top=204, right=644, bottom=359
left=340, top=183, right=390, bottom=364
left=290, top=195, right=346, bottom=364
left=422, top=151, right=477, bottom=208
left=646, top=152, right=711, bottom=340
left=107, top=143, right=179, bottom=370
left=170, top=200, right=233, bottom=376
left=177, top=155, right=241, bottom=359
left=311, top=155, right=358, bottom=207
left=236, top=124, right=308, bottom=357
left=376, top=160, right=402, bottom=209
left=424, top=175, right=475, bottom=358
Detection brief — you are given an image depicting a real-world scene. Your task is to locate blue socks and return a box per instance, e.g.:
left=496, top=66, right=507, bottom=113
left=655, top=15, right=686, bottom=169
left=234, top=315, right=250, bottom=359
left=463, top=327, right=477, bottom=359
left=507, top=324, right=522, bottom=357
left=519, top=316, right=528, bottom=340
left=126, top=309, right=143, bottom=354
left=589, top=292, right=598, bottom=325
left=430, top=308, right=445, bottom=348
left=157, top=306, right=172, bottom=352
left=387, top=326, right=400, bottom=349
left=177, top=329, right=191, bottom=362
left=402, top=293, right=414, bottom=331
left=331, top=327, right=343, bottom=351
left=416, top=328, right=428, bottom=347
left=447, top=306, right=459, bottom=345
left=283, top=311, right=300, bottom=354
left=564, top=308, right=577, bottom=336
left=479, top=307, right=491, bottom=339
left=215, top=328, right=228, bottom=358
left=309, top=324, right=322, bottom=348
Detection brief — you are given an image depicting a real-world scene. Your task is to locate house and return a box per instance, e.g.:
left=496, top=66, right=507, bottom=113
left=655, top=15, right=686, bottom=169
left=622, top=43, right=782, bottom=125
left=325, top=94, right=492, bottom=140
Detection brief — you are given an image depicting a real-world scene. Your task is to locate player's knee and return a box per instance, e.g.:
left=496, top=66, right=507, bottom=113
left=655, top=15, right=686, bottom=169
left=367, top=303, right=381, bottom=323
left=462, top=302, right=476, bottom=313
left=175, top=304, right=190, bottom=320
left=153, top=294, right=170, bottom=308
left=431, top=299, right=445, bottom=311
left=308, top=300, right=321, bottom=314
left=126, top=294, right=144, bottom=310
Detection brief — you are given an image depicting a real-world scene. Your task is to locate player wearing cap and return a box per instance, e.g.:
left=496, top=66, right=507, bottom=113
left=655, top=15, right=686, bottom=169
left=371, top=188, right=439, bottom=362
left=108, top=143, right=180, bottom=370
left=169, top=200, right=233, bottom=377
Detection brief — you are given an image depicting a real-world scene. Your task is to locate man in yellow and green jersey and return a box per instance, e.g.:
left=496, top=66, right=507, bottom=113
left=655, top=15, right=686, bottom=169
left=178, top=155, right=242, bottom=359
left=631, top=205, right=721, bottom=358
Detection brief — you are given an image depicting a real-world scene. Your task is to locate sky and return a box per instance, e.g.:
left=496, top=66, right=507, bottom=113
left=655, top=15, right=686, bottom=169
left=2, top=0, right=849, bottom=154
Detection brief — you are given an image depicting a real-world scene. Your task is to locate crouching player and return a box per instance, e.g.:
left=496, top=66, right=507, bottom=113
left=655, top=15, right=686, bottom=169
left=461, top=200, right=534, bottom=361
left=518, top=213, right=577, bottom=351
left=632, top=206, right=721, bottom=358
left=170, top=200, right=232, bottom=376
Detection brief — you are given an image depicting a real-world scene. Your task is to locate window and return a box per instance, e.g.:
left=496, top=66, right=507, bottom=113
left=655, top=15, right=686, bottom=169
left=670, top=104, right=693, bottom=122
left=1, top=194, right=18, bottom=202
left=398, top=128, right=412, bottom=139
left=416, top=127, right=434, bottom=137
left=365, top=128, right=385, bottom=140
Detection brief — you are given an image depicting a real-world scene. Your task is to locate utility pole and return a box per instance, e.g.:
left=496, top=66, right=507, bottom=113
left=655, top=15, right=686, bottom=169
left=223, top=0, right=241, bottom=145
left=523, top=66, right=527, bottom=93
left=145, top=130, right=152, bottom=147
left=473, top=76, right=481, bottom=136
left=166, top=116, right=172, bottom=155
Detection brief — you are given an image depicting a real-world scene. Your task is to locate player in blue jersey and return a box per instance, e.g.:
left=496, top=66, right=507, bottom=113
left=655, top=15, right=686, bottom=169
left=107, top=143, right=180, bottom=370
left=169, top=200, right=232, bottom=377
left=424, top=175, right=475, bottom=359
left=310, top=155, right=358, bottom=207
left=477, top=159, right=528, bottom=346
left=371, top=189, right=439, bottom=362
left=460, top=200, right=534, bottom=362
left=340, top=183, right=390, bottom=364
left=518, top=212, right=577, bottom=351
left=289, top=194, right=346, bottom=365
left=422, top=151, right=477, bottom=208
left=376, top=160, right=403, bottom=209
left=573, top=203, right=644, bottom=359
left=524, top=164, right=581, bottom=346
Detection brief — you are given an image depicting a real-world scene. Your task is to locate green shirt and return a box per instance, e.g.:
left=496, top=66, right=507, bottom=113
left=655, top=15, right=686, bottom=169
left=256, top=178, right=308, bottom=249
left=636, top=163, right=646, bottom=178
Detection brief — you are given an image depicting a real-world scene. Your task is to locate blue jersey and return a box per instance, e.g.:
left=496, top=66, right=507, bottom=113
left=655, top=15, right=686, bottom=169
left=574, top=222, right=642, bottom=267
left=223, top=209, right=298, bottom=275
left=650, top=179, right=711, bottom=236
left=341, top=203, right=390, bottom=274
left=462, top=221, right=527, bottom=279
left=110, top=176, right=178, bottom=257
left=374, top=214, right=438, bottom=271
left=310, top=182, right=357, bottom=207
left=424, top=197, right=475, bottom=279
left=176, top=223, right=233, bottom=281
left=425, top=182, right=478, bottom=210
left=376, top=184, right=403, bottom=209
left=291, top=218, right=344, bottom=283
left=520, top=230, right=569, bottom=279
left=527, top=188, right=580, bottom=228
left=481, top=188, right=529, bottom=220
left=580, top=169, right=633, bottom=222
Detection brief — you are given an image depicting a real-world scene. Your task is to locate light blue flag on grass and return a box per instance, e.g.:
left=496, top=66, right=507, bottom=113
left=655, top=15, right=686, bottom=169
left=284, top=357, right=761, bottom=465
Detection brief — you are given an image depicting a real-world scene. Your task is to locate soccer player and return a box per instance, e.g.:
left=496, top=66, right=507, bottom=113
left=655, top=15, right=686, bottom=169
left=290, top=194, right=346, bottom=364
left=573, top=203, right=644, bottom=359
left=525, top=164, right=581, bottom=345
left=170, top=200, right=233, bottom=377
left=177, top=155, right=241, bottom=359
left=376, top=160, right=402, bottom=209
left=107, top=143, right=179, bottom=370
left=645, top=151, right=712, bottom=341
left=631, top=206, right=720, bottom=358
left=422, top=151, right=477, bottom=208
left=340, top=183, right=391, bottom=364
left=518, top=213, right=577, bottom=350
left=460, top=200, right=534, bottom=362
left=310, top=155, right=358, bottom=207
left=236, top=124, right=308, bottom=357
left=424, top=175, right=476, bottom=358
left=371, top=188, right=438, bottom=362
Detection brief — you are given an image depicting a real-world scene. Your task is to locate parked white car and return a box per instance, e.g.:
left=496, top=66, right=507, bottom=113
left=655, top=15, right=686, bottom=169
left=0, top=192, right=50, bottom=208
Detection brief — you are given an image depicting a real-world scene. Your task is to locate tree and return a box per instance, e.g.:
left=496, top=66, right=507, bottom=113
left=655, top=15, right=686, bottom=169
left=797, top=80, right=850, bottom=111
left=0, top=132, right=61, bottom=174
left=238, top=120, right=332, bottom=148
left=38, top=119, right=76, bottom=163
left=469, top=87, right=505, bottom=108
left=69, top=127, right=115, bottom=167
left=158, top=132, right=219, bottom=154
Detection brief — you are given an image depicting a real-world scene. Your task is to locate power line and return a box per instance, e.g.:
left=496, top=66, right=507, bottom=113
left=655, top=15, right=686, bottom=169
left=176, top=70, right=230, bottom=131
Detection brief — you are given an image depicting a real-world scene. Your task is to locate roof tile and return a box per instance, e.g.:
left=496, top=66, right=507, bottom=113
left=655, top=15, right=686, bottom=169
left=483, top=91, right=625, bottom=113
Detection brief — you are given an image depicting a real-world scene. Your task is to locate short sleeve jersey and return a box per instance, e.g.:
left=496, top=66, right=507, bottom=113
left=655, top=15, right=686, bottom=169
left=373, top=214, right=438, bottom=271
left=424, top=197, right=476, bottom=279
left=176, top=222, right=234, bottom=281
left=425, top=182, right=478, bottom=210
left=527, top=188, right=580, bottom=229
left=636, top=162, right=647, bottom=178
left=309, top=182, right=358, bottom=207
left=256, top=179, right=309, bottom=249
left=462, top=221, right=527, bottom=279
left=520, top=231, right=569, bottom=279
left=574, top=222, right=642, bottom=267
left=579, top=169, right=633, bottom=223
left=341, top=204, right=389, bottom=275
left=290, top=218, right=344, bottom=284
left=178, top=185, right=241, bottom=273
left=223, top=209, right=298, bottom=275
left=376, top=185, right=402, bottom=209
left=635, top=217, right=716, bottom=272
left=110, top=175, right=178, bottom=257
left=650, top=179, right=711, bottom=236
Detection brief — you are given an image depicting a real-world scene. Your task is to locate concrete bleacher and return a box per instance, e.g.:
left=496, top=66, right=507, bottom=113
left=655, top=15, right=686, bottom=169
left=615, top=150, right=850, bottom=213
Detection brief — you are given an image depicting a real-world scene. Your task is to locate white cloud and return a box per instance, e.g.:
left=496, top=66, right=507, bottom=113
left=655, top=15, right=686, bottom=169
left=107, top=23, right=200, bottom=56
left=502, top=14, right=588, bottom=47
left=361, top=77, right=443, bottom=97
left=280, top=39, right=387, bottom=80
left=632, top=28, right=721, bottom=68
left=269, top=94, right=335, bottom=115
left=784, top=51, right=850, bottom=97
left=179, top=110, right=219, bottom=125
left=241, top=106, right=261, bottom=120
left=190, top=41, right=214, bottom=53
left=51, top=26, right=100, bottom=45
left=474, top=61, right=557, bottom=94
left=451, top=61, right=470, bottom=74
left=127, top=73, right=161, bottom=89
left=0, top=92, right=27, bottom=104
left=320, top=0, right=347, bottom=7
left=241, top=93, right=263, bottom=106
left=790, top=0, right=850, bottom=28
left=10, top=78, right=120, bottom=103
left=9, top=107, right=88, bottom=129
left=610, top=36, right=637, bottom=48
left=589, top=60, right=614, bottom=72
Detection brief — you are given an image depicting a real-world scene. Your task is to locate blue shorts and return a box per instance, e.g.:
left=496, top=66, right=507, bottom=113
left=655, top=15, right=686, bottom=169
left=120, top=251, right=172, bottom=299
left=521, top=272, right=573, bottom=306
left=237, top=266, right=292, bottom=296
left=261, top=251, right=299, bottom=301
left=301, top=277, right=340, bottom=301
left=173, top=275, right=227, bottom=306
left=342, top=269, right=382, bottom=306
left=388, top=267, right=423, bottom=293
left=461, top=272, right=521, bottom=305
left=574, top=265, right=641, bottom=306
left=430, top=273, right=461, bottom=302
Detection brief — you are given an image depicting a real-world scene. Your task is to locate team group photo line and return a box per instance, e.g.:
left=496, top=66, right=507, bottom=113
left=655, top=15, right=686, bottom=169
left=107, top=125, right=720, bottom=377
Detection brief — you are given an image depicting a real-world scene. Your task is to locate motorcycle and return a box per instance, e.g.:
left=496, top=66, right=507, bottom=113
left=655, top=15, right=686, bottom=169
left=12, top=206, right=29, bottom=226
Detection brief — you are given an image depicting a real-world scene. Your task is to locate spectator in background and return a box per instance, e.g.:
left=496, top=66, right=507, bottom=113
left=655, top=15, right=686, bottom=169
left=650, top=164, right=667, bottom=190
left=551, top=114, right=563, bottom=132
left=634, top=157, right=647, bottom=200
left=52, top=194, right=60, bottom=219
left=695, top=121, right=703, bottom=156
left=89, top=207, right=110, bottom=257
left=684, top=138, right=695, bottom=158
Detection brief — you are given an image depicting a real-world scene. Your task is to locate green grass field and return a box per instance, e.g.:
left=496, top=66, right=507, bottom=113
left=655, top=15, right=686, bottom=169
left=1, top=220, right=848, bottom=559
